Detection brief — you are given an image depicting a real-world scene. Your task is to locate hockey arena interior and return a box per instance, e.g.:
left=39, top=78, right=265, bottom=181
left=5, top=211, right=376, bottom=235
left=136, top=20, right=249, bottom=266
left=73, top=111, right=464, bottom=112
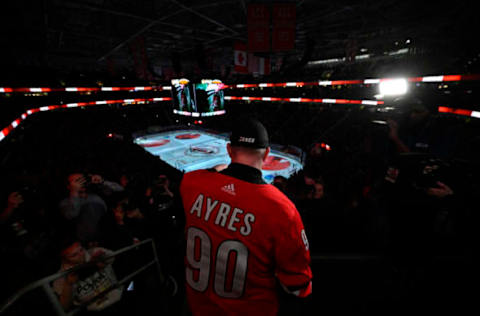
left=1, top=1, right=479, bottom=315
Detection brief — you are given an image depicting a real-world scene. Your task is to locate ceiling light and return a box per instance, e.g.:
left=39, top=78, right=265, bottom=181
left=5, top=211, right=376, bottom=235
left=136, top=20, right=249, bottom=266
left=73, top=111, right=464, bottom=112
left=379, top=78, right=408, bottom=96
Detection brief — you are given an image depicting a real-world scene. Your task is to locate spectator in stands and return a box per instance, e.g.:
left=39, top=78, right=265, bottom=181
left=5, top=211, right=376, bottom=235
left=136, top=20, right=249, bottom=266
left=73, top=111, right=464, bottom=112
left=387, top=106, right=429, bottom=154
left=20, top=193, right=59, bottom=274
left=386, top=96, right=456, bottom=237
left=91, top=174, right=125, bottom=198
left=0, top=191, right=26, bottom=237
left=273, top=175, right=288, bottom=193
left=1, top=189, right=58, bottom=279
left=59, top=173, right=122, bottom=245
left=99, top=192, right=140, bottom=250
left=140, top=173, right=179, bottom=245
left=52, top=239, right=124, bottom=313
left=382, top=153, right=460, bottom=307
left=385, top=95, right=456, bottom=203
left=284, top=171, right=325, bottom=203
left=1, top=190, right=31, bottom=297
left=289, top=173, right=337, bottom=252
left=305, top=176, right=325, bottom=200
left=387, top=96, right=458, bottom=158
left=118, top=174, right=130, bottom=189
left=144, top=174, right=174, bottom=214
left=124, top=202, right=151, bottom=242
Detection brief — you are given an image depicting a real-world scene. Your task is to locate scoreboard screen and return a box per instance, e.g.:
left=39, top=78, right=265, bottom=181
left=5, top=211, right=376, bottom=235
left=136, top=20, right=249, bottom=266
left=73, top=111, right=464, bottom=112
left=171, top=78, right=197, bottom=116
left=172, top=78, right=226, bottom=117
left=194, top=79, right=226, bottom=116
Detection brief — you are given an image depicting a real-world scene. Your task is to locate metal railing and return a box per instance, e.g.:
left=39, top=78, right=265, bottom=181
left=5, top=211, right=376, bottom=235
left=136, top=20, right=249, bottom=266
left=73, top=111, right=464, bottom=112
left=0, top=238, right=164, bottom=315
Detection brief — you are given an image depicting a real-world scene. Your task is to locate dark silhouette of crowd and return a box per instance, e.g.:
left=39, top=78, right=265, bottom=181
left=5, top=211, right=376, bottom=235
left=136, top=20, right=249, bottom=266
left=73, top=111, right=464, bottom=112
left=0, top=104, right=184, bottom=314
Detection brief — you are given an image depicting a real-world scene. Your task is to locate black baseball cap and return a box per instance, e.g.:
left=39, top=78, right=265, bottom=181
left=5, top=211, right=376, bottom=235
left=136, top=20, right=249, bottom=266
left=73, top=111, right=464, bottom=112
left=230, top=118, right=269, bottom=148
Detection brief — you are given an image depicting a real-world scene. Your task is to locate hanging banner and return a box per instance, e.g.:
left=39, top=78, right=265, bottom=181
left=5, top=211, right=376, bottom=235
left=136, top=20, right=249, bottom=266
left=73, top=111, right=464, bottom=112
left=248, top=54, right=270, bottom=76
left=129, top=36, right=152, bottom=80
left=259, top=57, right=271, bottom=75
left=234, top=42, right=248, bottom=74
left=272, top=3, right=296, bottom=51
left=248, top=4, right=270, bottom=52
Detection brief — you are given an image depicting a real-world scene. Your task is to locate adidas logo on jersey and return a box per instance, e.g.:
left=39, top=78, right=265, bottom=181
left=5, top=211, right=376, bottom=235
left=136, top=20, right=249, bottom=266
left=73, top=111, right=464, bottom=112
left=221, top=183, right=236, bottom=195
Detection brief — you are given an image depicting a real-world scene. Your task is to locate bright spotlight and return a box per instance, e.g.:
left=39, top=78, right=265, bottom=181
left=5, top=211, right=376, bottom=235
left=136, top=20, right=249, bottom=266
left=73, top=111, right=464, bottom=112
left=379, top=78, right=408, bottom=96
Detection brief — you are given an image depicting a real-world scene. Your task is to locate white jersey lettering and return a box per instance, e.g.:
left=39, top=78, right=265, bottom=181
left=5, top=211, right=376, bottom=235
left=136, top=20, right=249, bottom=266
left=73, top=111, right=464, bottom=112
left=240, top=213, right=255, bottom=236
left=190, top=194, right=204, bottom=218
left=215, top=203, right=231, bottom=227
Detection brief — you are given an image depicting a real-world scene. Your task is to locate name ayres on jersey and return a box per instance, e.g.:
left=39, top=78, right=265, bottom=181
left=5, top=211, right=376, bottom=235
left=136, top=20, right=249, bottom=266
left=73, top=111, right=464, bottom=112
left=189, top=193, right=255, bottom=236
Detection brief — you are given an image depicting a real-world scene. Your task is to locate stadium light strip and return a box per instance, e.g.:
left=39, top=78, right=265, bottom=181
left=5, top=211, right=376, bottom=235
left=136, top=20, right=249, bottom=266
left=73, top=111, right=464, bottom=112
left=224, top=96, right=384, bottom=105
left=438, top=106, right=480, bottom=118
left=226, top=74, right=480, bottom=89
left=0, top=97, right=171, bottom=142
left=0, top=86, right=170, bottom=93
left=4, top=73, right=478, bottom=94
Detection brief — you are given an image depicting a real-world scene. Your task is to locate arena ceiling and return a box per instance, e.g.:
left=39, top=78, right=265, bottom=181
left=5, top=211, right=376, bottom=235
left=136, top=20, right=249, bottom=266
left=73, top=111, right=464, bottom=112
left=2, top=0, right=479, bottom=78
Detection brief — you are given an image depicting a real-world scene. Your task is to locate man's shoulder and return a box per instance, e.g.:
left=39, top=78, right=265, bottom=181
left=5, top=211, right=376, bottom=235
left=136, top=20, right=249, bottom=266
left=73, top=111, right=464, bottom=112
left=256, top=185, right=298, bottom=215
left=185, top=168, right=212, bottom=176
left=182, top=169, right=218, bottom=182
left=262, top=184, right=293, bottom=200
left=180, top=169, right=218, bottom=194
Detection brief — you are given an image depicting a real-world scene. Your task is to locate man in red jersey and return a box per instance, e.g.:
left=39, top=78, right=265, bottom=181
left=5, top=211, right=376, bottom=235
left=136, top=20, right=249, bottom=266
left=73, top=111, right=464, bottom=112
left=180, top=118, right=312, bottom=316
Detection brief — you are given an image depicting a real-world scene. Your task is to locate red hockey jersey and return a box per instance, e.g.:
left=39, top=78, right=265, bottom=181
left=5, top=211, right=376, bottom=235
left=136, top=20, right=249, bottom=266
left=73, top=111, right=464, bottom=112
left=180, top=164, right=312, bottom=316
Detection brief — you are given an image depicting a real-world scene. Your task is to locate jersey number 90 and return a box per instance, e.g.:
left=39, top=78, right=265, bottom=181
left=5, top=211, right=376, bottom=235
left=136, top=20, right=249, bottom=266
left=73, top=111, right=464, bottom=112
left=186, top=227, right=248, bottom=298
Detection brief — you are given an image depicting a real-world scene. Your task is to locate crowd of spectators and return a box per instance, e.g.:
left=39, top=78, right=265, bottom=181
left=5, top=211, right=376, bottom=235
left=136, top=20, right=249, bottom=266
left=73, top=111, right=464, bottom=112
left=0, top=106, right=184, bottom=314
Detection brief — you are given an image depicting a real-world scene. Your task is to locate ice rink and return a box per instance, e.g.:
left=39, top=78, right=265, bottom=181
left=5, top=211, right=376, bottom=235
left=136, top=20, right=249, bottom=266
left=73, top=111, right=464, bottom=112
left=134, top=129, right=303, bottom=183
